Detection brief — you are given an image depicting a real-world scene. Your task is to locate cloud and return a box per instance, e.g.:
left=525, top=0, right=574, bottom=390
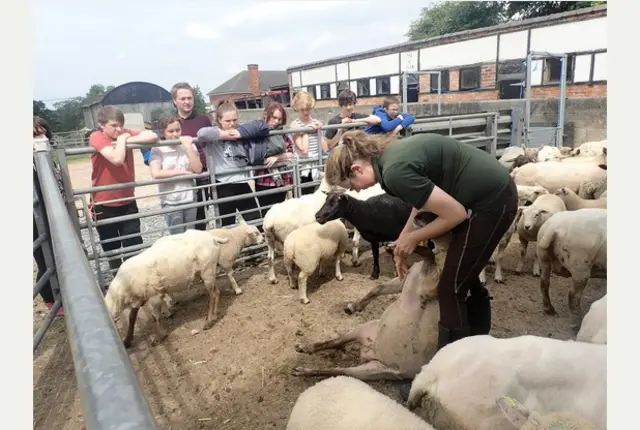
left=262, top=36, right=288, bottom=53
left=309, top=33, right=333, bottom=50
left=185, top=22, right=218, bottom=40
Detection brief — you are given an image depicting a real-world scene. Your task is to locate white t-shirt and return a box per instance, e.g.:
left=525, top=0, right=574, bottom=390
left=149, top=144, right=199, bottom=206
left=292, top=117, right=324, bottom=179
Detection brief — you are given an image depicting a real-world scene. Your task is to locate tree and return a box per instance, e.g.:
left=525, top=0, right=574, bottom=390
left=406, top=1, right=604, bottom=41
left=52, top=97, right=85, bottom=132
left=192, top=85, right=207, bottom=114
left=33, top=100, right=62, bottom=130
left=84, top=84, right=116, bottom=104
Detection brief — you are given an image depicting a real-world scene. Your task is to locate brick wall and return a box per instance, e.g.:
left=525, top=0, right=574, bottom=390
left=530, top=83, right=607, bottom=98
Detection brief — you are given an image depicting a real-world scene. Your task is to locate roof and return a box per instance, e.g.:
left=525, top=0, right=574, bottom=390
left=81, top=81, right=172, bottom=108
left=287, top=4, right=607, bottom=72
left=206, top=70, right=288, bottom=96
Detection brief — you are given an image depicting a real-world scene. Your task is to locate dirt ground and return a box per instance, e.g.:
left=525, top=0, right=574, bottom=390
left=33, top=156, right=607, bottom=429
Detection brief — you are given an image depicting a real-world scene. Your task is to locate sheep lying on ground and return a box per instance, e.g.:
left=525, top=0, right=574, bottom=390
left=104, top=230, right=229, bottom=347
left=283, top=219, right=350, bottom=304
left=490, top=184, right=550, bottom=283
left=571, top=139, right=607, bottom=157
left=554, top=186, right=607, bottom=210
left=536, top=208, right=607, bottom=330
left=576, top=294, right=607, bottom=345
left=286, top=376, right=435, bottom=430
left=496, top=396, right=597, bottom=430
left=561, top=146, right=607, bottom=168
left=511, top=161, right=607, bottom=199
left=208, top=220, right=264, bottom=295
left=407, top=335, right=606, bottom=430
left=315, top=190, right=412, bottom=280
left=536, top=145, right=572, bottom=162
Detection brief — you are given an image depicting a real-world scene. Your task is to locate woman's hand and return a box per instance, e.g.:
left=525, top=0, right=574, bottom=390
left=393, top=231, right=419, bottom=279
left=179, top=135, right=193, bottom=147
left=264, top=156, right=278, bottom=168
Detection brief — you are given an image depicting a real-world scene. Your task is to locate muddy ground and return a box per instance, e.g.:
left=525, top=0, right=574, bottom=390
left=33, top=155, right=606, bottom=429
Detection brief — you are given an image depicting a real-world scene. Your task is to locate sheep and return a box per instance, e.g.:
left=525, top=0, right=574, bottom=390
left=536, top=208, right=607, bottom=330
left=104, top=230, right=230, bottom=347
left=496, top=396, right=597, bottom=430
left=508, top=154, right=536, bottom=172
left=554, top=186, right=607, bottom=210
left=315, top=190, right=412, bottom=280
left=576, top=294, right=607, bottom=345
left=511, top=161, right=607, bottom=199
left=285, top=376, right=435, bottom=430
left=490, top=184, right=549, bottom=283
left=571, top=139, right=607, bottom=157
left=536, top=145, right=572, bottom=162
left=283, top=219, right=350, bottom=304
left=208, top=220, right=264, bottom=295
left=407, top=334, right=607, bottom=430
left=560, top=146, right=607, bottom=168
left=513, top=194, right=566, bottom=277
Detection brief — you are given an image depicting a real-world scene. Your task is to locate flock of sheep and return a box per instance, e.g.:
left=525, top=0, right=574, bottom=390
left=101, top=138, right=608, bottom=429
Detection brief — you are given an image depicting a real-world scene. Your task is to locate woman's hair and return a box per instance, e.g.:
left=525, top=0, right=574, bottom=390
left=263, top=102, right=287, bottom=125
left=291, top=90, right=315, bottom=111
left=324, top=130, right=395, bottom=186
left=33, top=116, right=53, bottom=140
left=157, top=113, right=181, bottom=132
left=215, top=99, right=238, bottom=125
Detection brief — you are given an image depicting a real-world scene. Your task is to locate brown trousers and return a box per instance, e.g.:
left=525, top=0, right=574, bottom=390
left=437, top=178, right=518, bottom=329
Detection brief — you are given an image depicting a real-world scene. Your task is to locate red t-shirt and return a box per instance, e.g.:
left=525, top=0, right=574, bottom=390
left=89, top=129, right=140, bottom=207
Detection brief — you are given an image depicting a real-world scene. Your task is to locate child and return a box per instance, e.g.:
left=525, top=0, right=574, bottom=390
left=149, top=113, right=204, bottom=235
left=290, top=91, right=328, bottom=195
left=324, top=89, right=381, bottom=149
left=364, top=96, right=415, bottom=135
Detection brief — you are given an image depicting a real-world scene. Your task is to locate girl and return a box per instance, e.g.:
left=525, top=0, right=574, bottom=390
left=254, top=102, right=295, bottom=217
left=323, top=130, right=518, bottom=401
left=290, top=91, right=328, bottom=195
left=149, top=113, right=203, bottom=234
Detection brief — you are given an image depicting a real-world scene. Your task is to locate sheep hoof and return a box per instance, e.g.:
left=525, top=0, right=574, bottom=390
left=336, top=274, right=344, bottom=281
left=291, top=366, right=307, bottom=377
left=369, top=273, right=380, bottom=280
left=234, top=288, right=243, bottom=295
left=344, top=303, right=356, bottom=315
left=352, top=260, right=362, bottom=267
left=494, top=276, right=504, bottom=284
left=150, top=334, right=166, bottom=347
left=270, top=278, right=278, bottom=285
left=543, top=306, right=557, bottom=316
left=300, top=298, right=310, bottom=304
left=122, top=338, right=133, bottom=349
left=202, top=320, right=216, bottom=331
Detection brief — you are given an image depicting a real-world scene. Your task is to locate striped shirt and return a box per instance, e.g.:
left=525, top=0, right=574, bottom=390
left=292, top=117, right=324, bottom=179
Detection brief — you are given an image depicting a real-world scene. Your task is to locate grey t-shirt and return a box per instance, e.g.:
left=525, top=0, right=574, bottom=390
left=196, top=127, right=250, bottom=183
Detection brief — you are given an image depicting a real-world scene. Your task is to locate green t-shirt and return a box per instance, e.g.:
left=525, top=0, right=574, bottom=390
left=373, top=133, right=510, bottom=211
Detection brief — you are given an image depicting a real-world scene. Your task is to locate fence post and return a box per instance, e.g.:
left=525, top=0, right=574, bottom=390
left=55, top=147, right=84, bottom=241
left=204, top=141, right=221, bottom=229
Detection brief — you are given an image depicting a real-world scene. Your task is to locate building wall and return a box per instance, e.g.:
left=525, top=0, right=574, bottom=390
left=288, top=8, right=607, bottom=107
left=82, top=101, right=176, bottom=129
left=208, top=93, right=252, bottom=106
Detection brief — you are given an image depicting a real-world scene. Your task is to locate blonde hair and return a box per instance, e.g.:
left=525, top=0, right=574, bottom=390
left=324, top=130, right=395, bottom=187
left=292, top=90, right=315, bottom=111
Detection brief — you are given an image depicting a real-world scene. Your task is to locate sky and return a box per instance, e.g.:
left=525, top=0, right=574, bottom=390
left=33, top=0, right=433, bottom=106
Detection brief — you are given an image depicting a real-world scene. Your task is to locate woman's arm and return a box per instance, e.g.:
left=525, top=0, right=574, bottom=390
left=125, top=130, right=159, bottom=144
left=180, top=137, right=203, bottom=173
left=149, top=162, right=189, bottom=179
left=197, top=126, right=241, bottom=143
left=409, top=186, right=468, bottom=243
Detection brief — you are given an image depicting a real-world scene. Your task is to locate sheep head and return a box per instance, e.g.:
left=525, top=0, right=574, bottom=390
left=315, top=190, right=350, bottom=224
left=243, top=224, right=264, bottom=246
left=521, top=207, right=548, bottom=233
left=554, top=187, right=571, bottom=198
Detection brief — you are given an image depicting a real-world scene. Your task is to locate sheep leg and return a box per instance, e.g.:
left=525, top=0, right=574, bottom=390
left=515, top=237, right=529, bottom=274
left=538, top=256, right=556, bottom=316
left=284, top=256, right=296, bottom=290
left=334, top=253, right=344, bottom=281
left=532, top=256, right=541, bottom=277
left=568, top=275, right=590, bottom=332
left=479, top=267, right=487, bottom=284
left=202, top=281, right=221, bottom=331
left=493, top=237, right=510, bottom=283
left=225, top=270, right=243, bottom=295
left=267, top=243, right=278, bottom=285
left=295, top=320, right=378, bottom=354
left=148, top=304, right=168, bottom=346
left=298, top=271, right=311, bottom=304
left=370, top=242, right=381, bottom=280
left=318, top=262, right=325, bottom=277
left=122, top=307, right=140, bottom=348
left=344, top=278, right=403, bottom=314
left=351, top=230, right=361, bottom=267
left=291, top=360, right=406, bottom=381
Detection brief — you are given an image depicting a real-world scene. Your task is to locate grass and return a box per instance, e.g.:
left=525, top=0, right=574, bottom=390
left=64, top=154, right=90, bottom=164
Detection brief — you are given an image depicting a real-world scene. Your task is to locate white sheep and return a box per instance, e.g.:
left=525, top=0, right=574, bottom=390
left=554, top=186, right=607, bottom=210
left=286, top=376, right=435, bottom=430
left=536, top=145, right=572, bottom=162
left=496, top=396, right=597, bottom=430
left=283, top=219, right=350, bottom=304
left=571, top=139, right=607, bottom=157
left=104, top=229, right=229, bottom=347
left=208, top=220, right=264, bottom=295
left=561, top=146, right=607, bottom=168
left=490, top=184, right=550, bottom=283
left=576, top=294, right=607, bottom=345
left=511, top=161, right=607, bottom=199
left=407, top=334, right=607, bottom=430
left=536, top=208, right=607, bottom=330
left=514, top=194, right=566, bottom=276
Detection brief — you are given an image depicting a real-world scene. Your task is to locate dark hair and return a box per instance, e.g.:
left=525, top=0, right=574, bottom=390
left=263, top=102, right=287, bottom=125
left=382, top=96, right=401, bottom=109
left=337, top=89, right=357, bottom=107
left=97, top=105, right=125, bottom=125
left=157, top=113, right=182, bottom=139
left=33, top=116, right=53, bottom=140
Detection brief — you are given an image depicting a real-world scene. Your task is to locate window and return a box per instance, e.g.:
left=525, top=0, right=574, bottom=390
left=319, top=84, right=331, bottom=99
left=429, top=71, right=450, bottom=93
left=306, top=85, right=316, bottom=98
left=399, top=73, right=419, bottom=103
left=544, top=55, right=575, bottom=84
left=356, top=79, right=370, bottom=97
left=459, top=66, right=481, bottom=91
left=376, top=76, right=391, bottom=95
left=337, top=80, right=349, bottom=93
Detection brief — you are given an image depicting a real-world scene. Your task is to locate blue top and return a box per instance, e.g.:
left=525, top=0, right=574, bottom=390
left=364, top=105, right=415, bottom=134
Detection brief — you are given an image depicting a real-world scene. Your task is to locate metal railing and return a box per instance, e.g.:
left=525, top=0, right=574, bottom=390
left=33, top=137, right=158, bottom=429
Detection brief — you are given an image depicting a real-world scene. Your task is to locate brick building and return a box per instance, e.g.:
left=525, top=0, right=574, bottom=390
left=286, top=5, right=607, bottom=108
left=206, top=64, right=289, bottom=109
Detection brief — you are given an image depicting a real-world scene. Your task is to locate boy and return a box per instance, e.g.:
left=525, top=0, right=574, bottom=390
left=324, top=89, right=381, bottom=150
left=364, top=96, right=415, bottom=135
left=89, top=106, right=159, bottom=275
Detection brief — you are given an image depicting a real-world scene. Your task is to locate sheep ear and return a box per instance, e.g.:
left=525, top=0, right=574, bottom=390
left=236, top=212, right=247, bottom=224
left=598, top=164, right=607, bottom=170
left=496, top=396, right=530, bottom=428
